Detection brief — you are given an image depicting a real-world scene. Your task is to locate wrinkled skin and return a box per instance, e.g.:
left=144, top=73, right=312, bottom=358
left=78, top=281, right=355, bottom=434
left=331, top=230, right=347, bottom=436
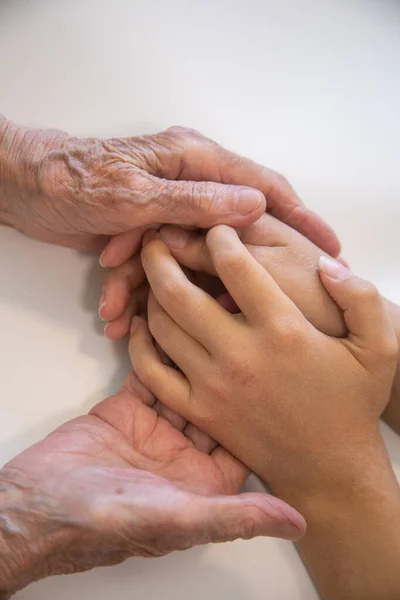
left=0, top=119, right=341, bottom=258
left=0, top=371, right=304, bottom=597
left=1, top=121, right=270, bottom=253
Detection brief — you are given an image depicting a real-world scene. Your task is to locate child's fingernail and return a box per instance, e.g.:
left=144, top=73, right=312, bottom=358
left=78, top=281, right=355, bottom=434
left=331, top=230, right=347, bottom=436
left=98, top=293, right=106, bottom=320
left=160, top=227, right=189, bottom=249
left=319, top=255, right=351, bottom=281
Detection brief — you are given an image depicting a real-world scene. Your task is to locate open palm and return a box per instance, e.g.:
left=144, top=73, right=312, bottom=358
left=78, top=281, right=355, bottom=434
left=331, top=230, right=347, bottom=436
left=4, top=371, right=302, bottom=594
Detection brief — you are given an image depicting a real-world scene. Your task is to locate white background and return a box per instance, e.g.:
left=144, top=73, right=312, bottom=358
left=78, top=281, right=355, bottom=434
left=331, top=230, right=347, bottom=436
left=1, top=0, right=400, bottom=598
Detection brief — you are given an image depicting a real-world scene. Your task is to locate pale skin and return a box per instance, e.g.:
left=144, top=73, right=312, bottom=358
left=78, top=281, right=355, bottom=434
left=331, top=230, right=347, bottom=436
left=0, top=115, right=340, bottom=260
left=130, top=226, right=400, bottom=600
left=0, top=369, right=304, bottom=598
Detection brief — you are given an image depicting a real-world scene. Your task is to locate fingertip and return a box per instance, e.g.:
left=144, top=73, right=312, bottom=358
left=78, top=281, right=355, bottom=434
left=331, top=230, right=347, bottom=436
left=159, top=226, right=190, bottom=249
left=99, top=229, right=145, bottom=268
left=234, top=187, right=266, bottom=216
left=318, top=255, right=351, bottom=282
left=245, top=494, right=307, bottom=541
left=206, top=224, right=237, bottom=244
left=142, top=229, right=158, bottom=248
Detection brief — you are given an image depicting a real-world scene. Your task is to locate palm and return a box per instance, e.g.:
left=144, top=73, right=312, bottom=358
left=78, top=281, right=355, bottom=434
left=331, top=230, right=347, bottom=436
left=7, top=372, right=247, bottom=499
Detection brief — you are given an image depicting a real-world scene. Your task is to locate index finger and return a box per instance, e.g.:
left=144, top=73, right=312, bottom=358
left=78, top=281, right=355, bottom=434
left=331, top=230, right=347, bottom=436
left=206, top=225, right=302, bottom=326
left=141, top=236, right=237, bottom=352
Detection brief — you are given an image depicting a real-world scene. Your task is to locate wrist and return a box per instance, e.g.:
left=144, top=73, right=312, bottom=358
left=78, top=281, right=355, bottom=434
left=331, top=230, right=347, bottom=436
left=287, top=435, right=400, bottom=600
left=0, top=468, right=73, bottom=596
left=270, top=430, right=397, bottom=522
left=0, top=115, right=68, bottom=230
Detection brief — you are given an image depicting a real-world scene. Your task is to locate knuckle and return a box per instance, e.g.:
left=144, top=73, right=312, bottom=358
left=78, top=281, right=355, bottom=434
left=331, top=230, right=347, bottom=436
left=239, top=514, right=258, bottom=540
left=378, top=335, right=398, bottom=362
left=165, top=125, right=203, bottom=140
left=215, top=248, right=247, bottom=274
left=148, top=311, right=166, bottom=339
left=273, top=171, right=290, bottom=188
left=132, top=353, right=154, bottom=385
left=191, top=181, right=220, bottom=214
left=158, top=277, right=186, bottom=307
left=355, top=280, right=379, bottom=303
left=271, top=318, right=305, bottom=347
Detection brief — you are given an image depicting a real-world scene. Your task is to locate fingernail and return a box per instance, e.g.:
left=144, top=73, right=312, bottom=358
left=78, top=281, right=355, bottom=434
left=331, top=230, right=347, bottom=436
left=130, top=316, right=139, bottom=335
left=319, top=255, right=351, bottom=280
left=278, top=521, right=305, bottom=541
left=160, top=227, right=189, bottom=249
left=235, top=189, right=264, bottom=216
left=104, top=322, right=111, bottom=337
left=98, top=293, right=106, bottom=320
left=99, top=249, right=107, bottom=267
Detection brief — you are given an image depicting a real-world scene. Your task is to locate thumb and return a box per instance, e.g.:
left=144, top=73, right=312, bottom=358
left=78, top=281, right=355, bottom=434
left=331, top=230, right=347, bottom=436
left=147, top=178, right=266, bottom=229
left=318, top=256, right=396, bottom=354
left=183, top=491, right=306, bottom=544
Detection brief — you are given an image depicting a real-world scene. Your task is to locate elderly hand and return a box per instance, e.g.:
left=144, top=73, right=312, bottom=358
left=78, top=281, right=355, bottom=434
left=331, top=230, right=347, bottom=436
left=0, top=370, right=304, bottom=597
left=0, top=117, right=339, bottom=259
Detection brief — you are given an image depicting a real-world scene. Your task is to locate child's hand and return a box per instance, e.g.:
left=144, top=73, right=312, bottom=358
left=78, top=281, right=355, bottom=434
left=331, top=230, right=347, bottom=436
left=130, top=226, right=397, bottom=502
left=159, top=213, right=346, bottom=337
left=131, top=227, right=400, bottom=600
left=99, top=213, right=344, bottom=340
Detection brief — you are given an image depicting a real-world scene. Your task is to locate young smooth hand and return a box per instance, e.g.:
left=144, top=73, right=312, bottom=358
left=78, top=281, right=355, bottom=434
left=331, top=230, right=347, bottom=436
left=101, top=213, right=345, bottom=340
left=130, top=226, right=400, bottom=600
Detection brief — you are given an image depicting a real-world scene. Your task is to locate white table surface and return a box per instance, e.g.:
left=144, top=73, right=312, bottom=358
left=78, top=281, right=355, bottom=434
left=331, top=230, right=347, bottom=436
left=1, top=1, right=400, bottom=598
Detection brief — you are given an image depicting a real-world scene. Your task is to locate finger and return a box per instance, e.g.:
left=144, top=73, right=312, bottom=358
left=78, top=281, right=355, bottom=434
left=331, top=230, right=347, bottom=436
left=148, top=291, right=209, bottom=375
left=166, top=126, right=340, bottom=256
left=182, top=489, right=306, bottom=543
left=319, top=256, right=397, bottom=356
left=159, top=214, right=291, bottom=273
left=154, top=401, right=187, bottom=432
left=104, top=302, right=136, bottom=340
left=121, top=370, right=156, bottom=406
left=90, top=371, right=158, bottom=440
left=182, top=423, right=218, bottom=454
left=93, top=466, right=305, bottom=543
left=99, top=255, right=145, bottom=322
left=210, top=446, right=250, bottom=490
left=142, top=237, right=235, bottom=351
left=129, top=317, right=193, bottom=417
left=206, top=225, right=301, bottom=325
left=104, top=283, right=149, bottom=340
left=159, top=226, right=216, bottom=274
left=99, top=228, right=147, bottom=268
left=145, top=175, right=266, bottom=229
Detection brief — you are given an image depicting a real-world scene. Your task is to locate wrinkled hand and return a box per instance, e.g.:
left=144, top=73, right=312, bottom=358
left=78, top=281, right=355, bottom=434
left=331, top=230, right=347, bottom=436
left=0, top=117, right=338, bottom=256
left=0, top=119, right=269, bottom=252
left=0, top=371, right=304, bottom=597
